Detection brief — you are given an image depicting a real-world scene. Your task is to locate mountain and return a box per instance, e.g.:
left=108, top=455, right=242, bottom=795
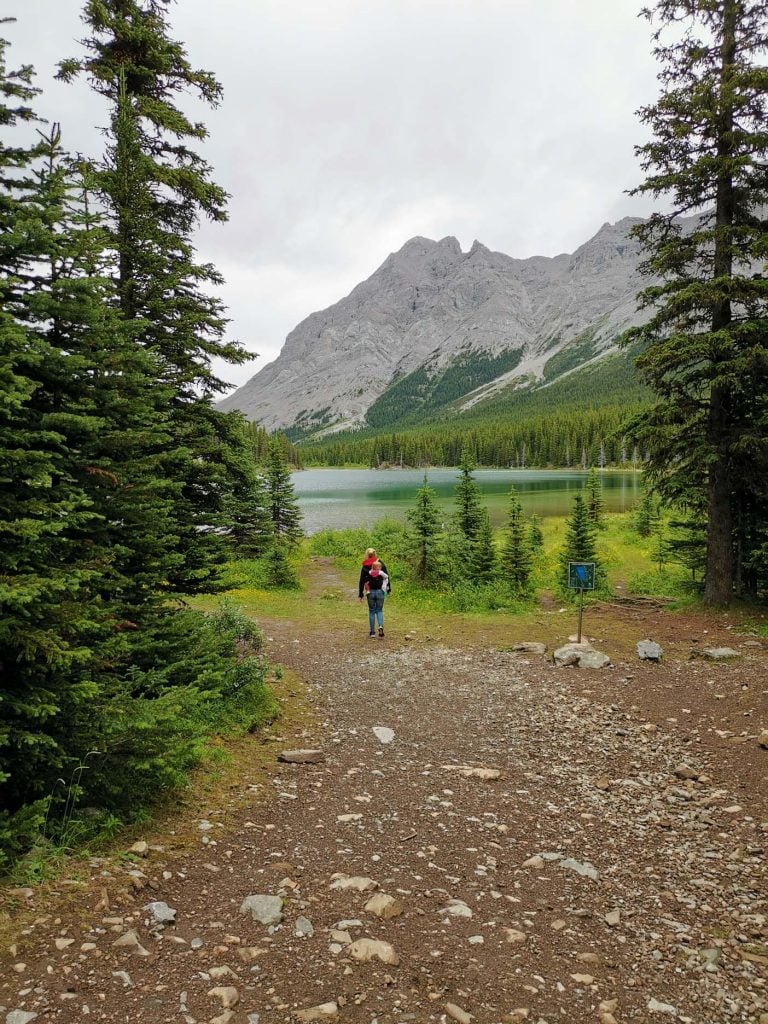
left=220, top=217, right=654, bottom=434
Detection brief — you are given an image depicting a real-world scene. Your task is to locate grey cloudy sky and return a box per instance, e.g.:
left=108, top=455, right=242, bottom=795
left=8, top=1, right=662, bottom=392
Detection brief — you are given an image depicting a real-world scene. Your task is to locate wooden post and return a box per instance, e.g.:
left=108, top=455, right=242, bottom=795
left=577, top=588, right=584, bottom=644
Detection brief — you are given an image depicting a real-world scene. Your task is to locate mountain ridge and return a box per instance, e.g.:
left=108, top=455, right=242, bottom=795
left=220, top=216, right=656, bottom=433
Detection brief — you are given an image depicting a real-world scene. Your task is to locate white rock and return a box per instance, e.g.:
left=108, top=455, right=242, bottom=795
left=647, top=997, right=678, bottom=1015
left=207, top=986, right=239, bottom=1009
left=504, top=928, right=527, bottom=944
left=294, top=916, right=315, bottom=936
left=372, top=726, right=395, bottom=744
left=111, top=970, right=134, bottom=988
left=112, top=930, right=150, bottom=957
left=445, top=1003, right=472, bottom=1023
left=441, top=899, right=473, bottom=918
left=347, top=937, right=399, bottom=965
left=559, top=857, right=599, bottom=880
left=6, top=1013, right=38, bottom=1024
left=329, top=875, right=378, bottom=892
left=295, top=1003, right=339, bottom=1021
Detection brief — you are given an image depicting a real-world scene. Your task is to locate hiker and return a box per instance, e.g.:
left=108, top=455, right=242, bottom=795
left=362, top=559, right=389, bottom=638
left=358, top=547, right=391, bottom=598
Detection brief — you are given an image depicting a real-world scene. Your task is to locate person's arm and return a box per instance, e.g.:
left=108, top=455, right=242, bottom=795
left=381, top=563, right=391, bottom=593
left=358, top=565, right=367, bottom=599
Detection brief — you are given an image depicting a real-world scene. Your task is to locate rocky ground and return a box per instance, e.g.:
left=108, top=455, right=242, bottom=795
left=2, top=562, right=767, bottom=1024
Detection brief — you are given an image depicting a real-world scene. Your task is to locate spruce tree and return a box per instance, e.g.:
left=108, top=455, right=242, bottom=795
left=59, top=0, right=252, bottom=595
left=559, top=493, right=604, bottom=592
left=626, top=0, right=768, bottom=604
left=453, top=445, right=483, bottom=542
left=264, top=435, right=303, bottom=547
left=502, top=488, right=532, bottom=593
left=528, top=514, right=544, bottom=552
left=634, top=488, right=659, bottom=538
left=585, top=467, right=606, bottom=529
left=407, top=474, right=442, bottom=583
left=469, top=510, right=498, bottom=584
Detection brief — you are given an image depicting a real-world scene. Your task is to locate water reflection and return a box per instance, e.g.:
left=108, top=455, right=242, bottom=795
left=293, top=468, right=640, bottom=534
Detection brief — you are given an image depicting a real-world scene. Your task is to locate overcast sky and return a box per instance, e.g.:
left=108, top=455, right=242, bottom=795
left=8, top=1, right=663, bottom=392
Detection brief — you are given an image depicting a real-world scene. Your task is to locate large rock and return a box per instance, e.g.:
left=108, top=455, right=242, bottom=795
left=637, top=640, right=663, bottom=662
left=554, top=643, right=611, bottom=668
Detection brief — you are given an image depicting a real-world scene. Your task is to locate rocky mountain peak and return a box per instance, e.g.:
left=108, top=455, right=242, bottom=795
left=219, top=217, right=651, bottom=432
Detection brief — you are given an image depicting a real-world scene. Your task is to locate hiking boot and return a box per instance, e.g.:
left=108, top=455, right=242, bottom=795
left=378, top=627, right=384, bottom=638
left=369, top=631, right=376, bottom=638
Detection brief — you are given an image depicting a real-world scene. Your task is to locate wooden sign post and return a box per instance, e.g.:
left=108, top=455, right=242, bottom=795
left=567, top=561, right=596, bottom=643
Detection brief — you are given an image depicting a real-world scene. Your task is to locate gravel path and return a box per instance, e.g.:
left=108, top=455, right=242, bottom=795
left=2, top=564, right=766, bottom=1024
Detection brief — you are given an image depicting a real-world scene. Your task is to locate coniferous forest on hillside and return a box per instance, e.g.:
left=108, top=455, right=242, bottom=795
left=1, top=0, right=767, bottom=872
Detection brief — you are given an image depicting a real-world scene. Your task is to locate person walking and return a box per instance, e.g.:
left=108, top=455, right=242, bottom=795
left=358, top=547, right=391, bottom=599
left=362, top=560, right=389, bottom=638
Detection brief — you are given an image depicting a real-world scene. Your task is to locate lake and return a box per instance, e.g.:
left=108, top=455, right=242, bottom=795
left=292, top=468, right=641, bottom=533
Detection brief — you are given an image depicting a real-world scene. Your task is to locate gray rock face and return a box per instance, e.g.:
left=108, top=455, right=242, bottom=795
left=554, top=643, right=611, bottom=669
left=220, top=218, right=663, bottom=430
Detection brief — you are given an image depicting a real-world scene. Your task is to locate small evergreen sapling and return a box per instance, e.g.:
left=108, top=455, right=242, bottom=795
left=406, top=474, right=442, bottom=583
left=502, top=488, right=532, bottom=594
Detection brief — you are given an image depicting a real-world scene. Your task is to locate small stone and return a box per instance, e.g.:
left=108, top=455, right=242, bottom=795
left=673, top=764, right=699, bottom=781
left=295, top=1003, right=339, bottom=1021
left=347, top=937, right=399, bottom=965
left=577, top=952, right=600, bottom=964
left=364, top=893, right=403, bottom=919
left=239, top=894, right=283, bottom=924
left=594, top=776, right=610, bottom=790
left=600, top=1000, right=618, bottom=1014
left=112, top=930, right=150, bottom=956
left=508, top=642, right=547, bottom=655
left=551, top=919, right=566, bottom=930
left=442, top=899, right=473, bottom=918
left=691, top=646, right=739, bottom=660
left=502, top=1012, right=529, bottom=1023
left=647, top=997, right=678, bottom=1015
left=467, top=934, right=484, bottom=944
left=440, top=764, right=501, bottom=780
left=277, top=749, right=325, bottom=764
left=111, top=970, right=134, bottom=988
left=445, top=1003, right=472, bottom=1024
left=570, top=973, right=594, bottom=984
left=504, top=928, right=527, bottom=944
left=143, top=900, right=176, bottom=926
left=6, top=1013, right=38, bottom=1024
left=55, top=937, right=75, bottom=950
left=294, top=916, right=315, bottom=937
left=129, top=841, right=149, bottom=856
left=758, top=730, right=768, bottom=749
left=209, top=966, right=238, bottom=980
left=207, top=986, right=239, bottom=1009
left=329, top=875, right=378, bottom=892
left=522, top=855, right=545, bottom=869
left=12, top=963, right=26, bottom=973
left=604, top=910, right=621, bottom=927
left=372, top=726, right=395, bottom=744
left=211, top=1013, right=234, bottom=1024
left=337, top=813, right=362, bottom=822
left=559, top=857, right=598, bottom=880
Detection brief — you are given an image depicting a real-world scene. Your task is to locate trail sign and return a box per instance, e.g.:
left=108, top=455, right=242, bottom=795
left=568, top=561, right=596, bottom=591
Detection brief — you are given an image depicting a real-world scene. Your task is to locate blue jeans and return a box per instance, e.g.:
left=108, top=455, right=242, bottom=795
left=367, top=591, right=385, bottom=632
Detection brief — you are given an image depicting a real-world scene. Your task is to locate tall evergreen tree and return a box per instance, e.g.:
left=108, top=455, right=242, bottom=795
left=453, top=445, right=484, bottom=542
left=407, top=474, right=442, bottom=583
left=559, top=493, right=604, bottom=592
left=502, top=487, right=532, bottom=593
left=58, top=0, right=252, bottom=595
left=585, top=467, right=606, bottom=529
left=469, top=510, right=498, bottom=584
left=264, top=435, right=303, bottom=547
left=626, top=0, right=768, bottom=604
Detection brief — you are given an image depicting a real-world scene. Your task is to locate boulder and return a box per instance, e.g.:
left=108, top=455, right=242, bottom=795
left=690, top=646, right=740, bottom=661
left=637, top=640, right=663, bottom=662
left=239, top=894, right=283, bottom=925
left=554, top=643, right=610, bottom=668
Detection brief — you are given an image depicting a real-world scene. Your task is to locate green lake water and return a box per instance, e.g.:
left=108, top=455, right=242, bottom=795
left=292, top=468, right=641, bottom=534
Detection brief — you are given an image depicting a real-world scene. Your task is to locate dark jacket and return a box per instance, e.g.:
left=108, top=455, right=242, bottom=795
left=358, top=558, right=391, bottom=598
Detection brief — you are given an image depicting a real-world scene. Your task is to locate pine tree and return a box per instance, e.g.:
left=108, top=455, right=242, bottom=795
left=0, top=34, right=104, bottom=855
left=502, top=488, right=532, bottom=593
left=634, top=488, right=659, bottom=538
left=219, top=416, right=272, bottom=558
left=263, top=540, right=299, bottom=589
left=625, top=0, right=768, bottom=604
left=585, top=467, right=606, bottom=529
left=59, top=0, right=252, bottom=595
left=528, top=514, right=544, bottom=552
left=453, top=445, right=483, bottom=542
left=264, top=436, right=303, bottom=547
left=469, top=510, right=498, bottom=584
left=407, top=474, right=442, bottom=583
left=559, top=494, right=604, bottom=592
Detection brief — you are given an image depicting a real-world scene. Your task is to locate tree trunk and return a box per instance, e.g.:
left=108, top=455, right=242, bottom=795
left=703, top=1, right=738, bottom=606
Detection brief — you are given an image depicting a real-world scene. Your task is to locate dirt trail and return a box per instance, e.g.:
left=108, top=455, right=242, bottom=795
left=2, top=560, right=767, bottom=1024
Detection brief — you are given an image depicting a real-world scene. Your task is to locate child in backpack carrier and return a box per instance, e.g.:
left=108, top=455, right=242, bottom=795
left=363, top=560, right=389, bottom=638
